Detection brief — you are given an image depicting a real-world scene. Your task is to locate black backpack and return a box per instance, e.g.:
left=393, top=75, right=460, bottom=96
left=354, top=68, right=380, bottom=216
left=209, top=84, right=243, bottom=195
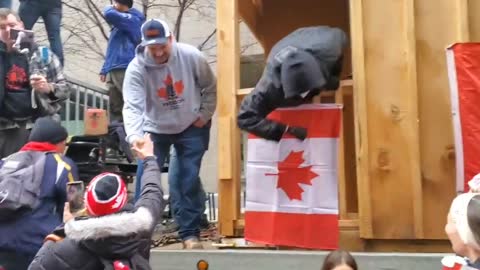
left=0, top=151, right=47, bottom=220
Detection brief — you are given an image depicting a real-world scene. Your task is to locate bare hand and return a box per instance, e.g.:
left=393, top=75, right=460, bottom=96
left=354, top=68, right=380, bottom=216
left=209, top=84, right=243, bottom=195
left=100, top=74, right=106, bottom=83
left=63, top=202, right=74, bottom=223
left=193, top=117, right=207, bottom=128
left=132, top=138, right=145, bottom=150
left=30, top=75, right=52, bottom=94
left=131, top=134, right=154, bottom=160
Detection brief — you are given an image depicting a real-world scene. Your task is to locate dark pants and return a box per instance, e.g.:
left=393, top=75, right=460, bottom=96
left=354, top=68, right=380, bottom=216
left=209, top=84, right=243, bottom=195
left=0, top=126, right=30, bottom=159
left=0, top=251, right=31, bottom=270
left=18, top=0, right=64, bottom=65
left=106, top=69, right=125, bottom=122
left=0, top=0, right=11, bottom=8
left=139, top=124, right=209, bottom=240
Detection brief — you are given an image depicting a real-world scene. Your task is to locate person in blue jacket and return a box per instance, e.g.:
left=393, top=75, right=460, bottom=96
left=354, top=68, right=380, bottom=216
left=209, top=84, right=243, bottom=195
left=100, top=0, right=145, bottom=122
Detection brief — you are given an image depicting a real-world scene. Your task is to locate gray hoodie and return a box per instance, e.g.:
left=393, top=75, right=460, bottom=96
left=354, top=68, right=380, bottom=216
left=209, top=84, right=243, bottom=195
left=122, top=41, right=216, bottom=144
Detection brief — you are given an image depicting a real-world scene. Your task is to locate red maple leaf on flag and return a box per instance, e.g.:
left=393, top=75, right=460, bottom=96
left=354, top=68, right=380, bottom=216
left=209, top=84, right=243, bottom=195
left=266, top=150, right=319, bottom=201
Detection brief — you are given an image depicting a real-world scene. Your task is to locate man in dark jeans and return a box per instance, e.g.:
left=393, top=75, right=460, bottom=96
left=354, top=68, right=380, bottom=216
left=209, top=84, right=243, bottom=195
left=18, top=0, right=64, bottom=65
left=0, top=0, right=10, bottom=8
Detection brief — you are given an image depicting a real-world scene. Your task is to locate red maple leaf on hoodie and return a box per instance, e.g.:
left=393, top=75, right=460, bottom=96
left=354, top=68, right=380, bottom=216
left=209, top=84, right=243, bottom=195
left=157, top=74, right=184, bottom=99
left=266, top=150, right=318, bottom=201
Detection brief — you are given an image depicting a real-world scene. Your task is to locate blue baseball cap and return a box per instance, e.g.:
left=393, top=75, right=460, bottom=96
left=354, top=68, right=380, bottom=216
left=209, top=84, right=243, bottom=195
left=141, top=19, right=171, bottom=46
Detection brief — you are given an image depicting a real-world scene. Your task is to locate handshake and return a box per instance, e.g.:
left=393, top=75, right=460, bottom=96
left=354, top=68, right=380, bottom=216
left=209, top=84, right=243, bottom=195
left=285, top=126, right=308, bottom=141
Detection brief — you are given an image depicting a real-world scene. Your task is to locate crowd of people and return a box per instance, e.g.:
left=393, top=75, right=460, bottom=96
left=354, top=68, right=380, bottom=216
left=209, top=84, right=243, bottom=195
left=1, top=0, right=478, bottom=270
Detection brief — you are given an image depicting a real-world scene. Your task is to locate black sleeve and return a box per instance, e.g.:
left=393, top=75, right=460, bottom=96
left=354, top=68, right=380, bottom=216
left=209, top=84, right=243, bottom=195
left=237, top=79, right=287, bottom=141
left=134, top=157, right=166, bottom=227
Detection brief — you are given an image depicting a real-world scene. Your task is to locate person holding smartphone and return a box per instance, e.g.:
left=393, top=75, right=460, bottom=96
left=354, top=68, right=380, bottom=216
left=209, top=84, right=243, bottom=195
left=29, top=134, right=166, bottom=270
left=0, top=8, right=69, bottom=159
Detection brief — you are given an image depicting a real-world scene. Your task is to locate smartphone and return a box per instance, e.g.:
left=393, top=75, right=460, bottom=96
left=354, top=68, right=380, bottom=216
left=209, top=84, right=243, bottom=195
left=9, top=29, right=34, bottom=51
left=66, top=181, right=85, bottom=213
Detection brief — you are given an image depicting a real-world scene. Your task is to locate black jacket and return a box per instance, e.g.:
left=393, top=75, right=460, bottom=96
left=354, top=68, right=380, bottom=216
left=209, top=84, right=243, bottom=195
left=237, top=26, right=347, bottom=141
left=28, top=157, right=165, bottom=270
left=0, top=41, right=70, bottom=130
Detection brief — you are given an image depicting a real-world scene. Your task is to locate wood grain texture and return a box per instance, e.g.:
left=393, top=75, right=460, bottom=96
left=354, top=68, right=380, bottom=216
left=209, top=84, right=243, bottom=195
left=239, top=0, right=352, bottom=77
left=358, top=0, right=422, bottom=239
left=469, top=0, right=480, bottom=41
left=415, top=0, right=458, bottom=240
left=217, top=0, right=242, bottom=236
left=349, top=0, right=373, bottom=238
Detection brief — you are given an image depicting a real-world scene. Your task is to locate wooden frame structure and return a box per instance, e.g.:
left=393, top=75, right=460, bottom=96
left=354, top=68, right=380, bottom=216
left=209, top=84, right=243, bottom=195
left=216, top=0, right=480, bottom=251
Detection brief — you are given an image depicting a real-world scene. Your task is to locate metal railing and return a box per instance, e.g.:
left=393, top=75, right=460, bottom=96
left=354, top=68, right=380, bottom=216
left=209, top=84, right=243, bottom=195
left=60, top=76, right=109, bottom=135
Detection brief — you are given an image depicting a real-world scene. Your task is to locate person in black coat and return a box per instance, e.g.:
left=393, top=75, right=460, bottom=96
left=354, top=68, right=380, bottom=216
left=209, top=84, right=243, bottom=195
left=28, top=134, right=165, bottom=270
left=237, top=26, right=347, bottom=141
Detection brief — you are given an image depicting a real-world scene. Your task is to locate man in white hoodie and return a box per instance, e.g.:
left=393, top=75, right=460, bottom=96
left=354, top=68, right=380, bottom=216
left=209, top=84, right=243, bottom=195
left=123, top=19, right=216, bottom=249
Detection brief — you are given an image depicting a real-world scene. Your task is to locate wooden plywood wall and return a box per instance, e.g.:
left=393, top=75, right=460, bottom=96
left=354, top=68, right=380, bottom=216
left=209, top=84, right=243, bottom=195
left=237, top=0, right=480, bottom=241
left=351, top=0, right=479, bottom=240
left=239, top=0, right=352, bottom=77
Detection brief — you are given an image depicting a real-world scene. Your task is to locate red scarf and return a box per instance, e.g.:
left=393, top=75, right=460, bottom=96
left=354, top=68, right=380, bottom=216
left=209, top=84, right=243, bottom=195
left=20, top=142, right=58, bottom=152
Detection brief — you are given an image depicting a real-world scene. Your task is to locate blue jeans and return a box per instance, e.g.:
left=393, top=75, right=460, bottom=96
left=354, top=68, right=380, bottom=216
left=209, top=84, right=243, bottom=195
left=0, top=0, right=11, bottom=8
left=18, top=0, right=64, bottom=65
left=137, top=124, right=209, bottom=240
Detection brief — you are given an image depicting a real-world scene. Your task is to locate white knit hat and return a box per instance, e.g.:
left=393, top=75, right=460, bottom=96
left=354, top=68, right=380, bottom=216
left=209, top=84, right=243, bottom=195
left=449, top=193, right=480, bottom=250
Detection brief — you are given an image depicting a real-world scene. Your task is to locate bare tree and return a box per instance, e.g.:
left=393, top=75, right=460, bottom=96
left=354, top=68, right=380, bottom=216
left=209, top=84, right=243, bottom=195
left=59, top=0, right=221, bottom=61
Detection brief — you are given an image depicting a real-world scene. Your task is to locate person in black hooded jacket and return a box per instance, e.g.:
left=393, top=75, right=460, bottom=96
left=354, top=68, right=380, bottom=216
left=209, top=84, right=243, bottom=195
left=28, top=133, right=165, bottom=270
left=237, top=26, right=347, bottom=141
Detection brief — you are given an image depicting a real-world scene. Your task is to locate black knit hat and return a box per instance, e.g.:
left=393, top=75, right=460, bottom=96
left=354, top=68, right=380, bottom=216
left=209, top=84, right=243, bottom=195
left=114, top=0, right=133, bottom=8
left=29, top=117, right=68, bottom=144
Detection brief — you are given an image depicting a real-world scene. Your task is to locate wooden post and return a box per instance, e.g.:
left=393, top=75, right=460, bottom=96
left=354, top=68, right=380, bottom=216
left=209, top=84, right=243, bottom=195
left=456, top=0, right=470, bottom=42
left=352, top=0, right=423, bottom=239
left=404, top=0, right=423, bottom=238
left=336, top=84, right=347, bottom=220
left=349, top=0, right=373, bottom=238
left=216, top=0, right=242, bottom=237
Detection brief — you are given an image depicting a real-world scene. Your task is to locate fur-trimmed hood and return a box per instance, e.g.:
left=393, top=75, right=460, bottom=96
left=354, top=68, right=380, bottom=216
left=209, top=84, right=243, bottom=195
left=64, top=207, right=154, bottom=258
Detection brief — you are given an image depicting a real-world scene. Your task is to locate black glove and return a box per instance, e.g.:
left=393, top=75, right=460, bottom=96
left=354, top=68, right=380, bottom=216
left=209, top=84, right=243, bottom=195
left=286, top=126, right=307, bottom=141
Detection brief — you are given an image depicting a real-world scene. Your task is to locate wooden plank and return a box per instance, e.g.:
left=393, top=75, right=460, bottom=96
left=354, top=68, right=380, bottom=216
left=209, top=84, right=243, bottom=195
left=349, top=0, right=373, bottom=239
left=216, top=0, right=242, bottom=237
left=239, top=0, right=352, bottom=76
left=358, top=0, right=422, bottom=239
left=404, top=0, right=423, bottom=239
left=456, top=0, right=470, bottom=42
left=336, top=88, right=348, bottom=220
left=236, top=80, right=354, bottom=99
left=237, top=88, right=254, bottom=98
left=468, top=0, right=480, bottom=41
left=414, top=0, right=462, bottom=239
left=342, top=87, right=358, bottom=215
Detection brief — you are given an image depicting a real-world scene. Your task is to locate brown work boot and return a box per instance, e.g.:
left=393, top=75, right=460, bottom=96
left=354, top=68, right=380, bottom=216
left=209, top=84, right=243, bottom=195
left=183, top=237, right=204, bottom=249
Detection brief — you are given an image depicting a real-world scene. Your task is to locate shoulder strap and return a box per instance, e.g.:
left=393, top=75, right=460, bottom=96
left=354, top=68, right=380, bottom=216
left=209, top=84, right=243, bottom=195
left=53, top=153, right=74, bottom=183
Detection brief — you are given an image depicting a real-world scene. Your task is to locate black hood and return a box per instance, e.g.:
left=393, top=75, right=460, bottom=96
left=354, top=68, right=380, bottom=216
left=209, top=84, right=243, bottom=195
left=280, top=49, right=324, bottom=98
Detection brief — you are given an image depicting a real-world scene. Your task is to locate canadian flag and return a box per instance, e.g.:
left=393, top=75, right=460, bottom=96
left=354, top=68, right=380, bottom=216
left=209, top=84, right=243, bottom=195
left=245, top=104, right=341, bottom=250
left=446, top=43, right=480, bottom=192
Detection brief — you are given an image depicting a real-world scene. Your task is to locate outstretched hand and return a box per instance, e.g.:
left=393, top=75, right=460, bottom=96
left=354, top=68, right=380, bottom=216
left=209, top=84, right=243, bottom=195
left=131, top=134, right=154, bottom=160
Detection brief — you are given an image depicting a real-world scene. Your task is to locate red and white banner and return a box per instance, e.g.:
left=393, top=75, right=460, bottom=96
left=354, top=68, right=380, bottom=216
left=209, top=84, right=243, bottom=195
left=244, top=104, right=341, bottom=250
left=447, top=43, right=480, bottom=192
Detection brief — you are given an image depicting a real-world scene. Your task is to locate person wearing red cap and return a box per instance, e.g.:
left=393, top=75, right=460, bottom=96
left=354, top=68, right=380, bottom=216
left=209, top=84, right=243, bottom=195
left=29, top=134, right=165, bottom=270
